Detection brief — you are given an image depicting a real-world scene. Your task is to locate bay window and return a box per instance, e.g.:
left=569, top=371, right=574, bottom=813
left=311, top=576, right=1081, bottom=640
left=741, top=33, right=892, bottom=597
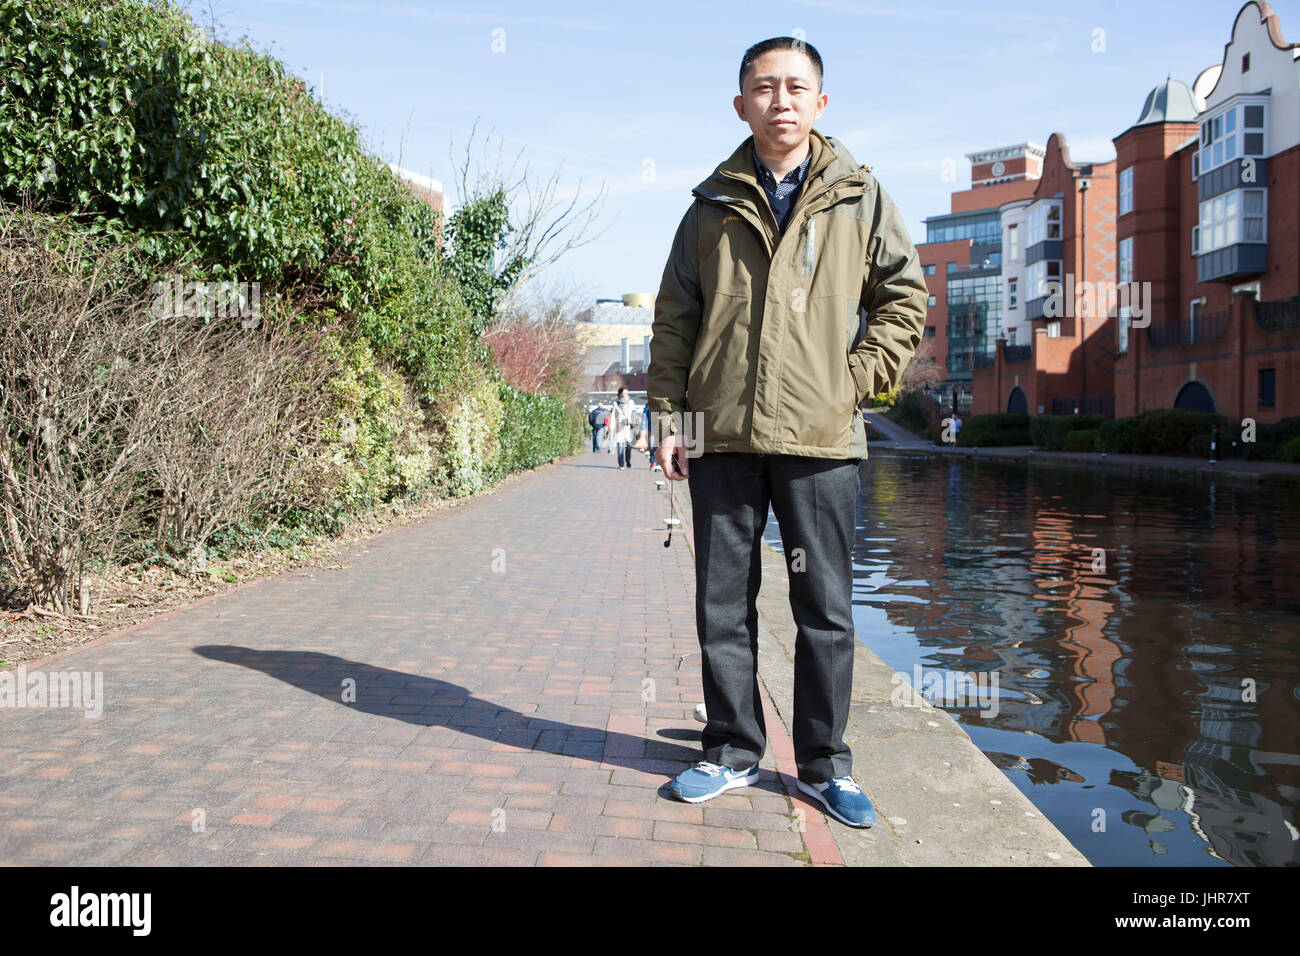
left=1197, top=188, right=1266, bottom=253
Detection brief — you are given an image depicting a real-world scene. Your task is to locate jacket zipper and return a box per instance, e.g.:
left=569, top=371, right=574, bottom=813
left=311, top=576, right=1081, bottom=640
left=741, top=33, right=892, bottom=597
left=802, top=213, right=816, bottom=274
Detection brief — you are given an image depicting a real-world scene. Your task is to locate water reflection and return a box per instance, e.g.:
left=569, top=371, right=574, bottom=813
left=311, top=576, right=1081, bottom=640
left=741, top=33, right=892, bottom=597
left=764, top=454, right=1300, bottom=867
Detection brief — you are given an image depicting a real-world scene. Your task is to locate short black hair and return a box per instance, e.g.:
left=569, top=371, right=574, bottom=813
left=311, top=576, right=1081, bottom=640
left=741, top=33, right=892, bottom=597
left=739, top=37, right=823, bottom=93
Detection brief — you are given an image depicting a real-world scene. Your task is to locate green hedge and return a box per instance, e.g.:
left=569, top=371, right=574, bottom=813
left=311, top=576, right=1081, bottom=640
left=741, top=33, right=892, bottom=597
left=1030, top=414, right=1108, bottom=451
left=488, top=383, right=586, bottom=481
left=1281, top=436, right=1300, bottom=463
left=956, top=413, right=1031, bottom=447
left=1233, top=416, right=1300, bottom=461
left=1097, top=409, right=1230, bottom=456
left=885, top=389, right=937, bottom=437
left=0, top=0, right=577, bottom=521
left=0, top=0, right=480, bottom=401
left=1063, top=429, right=1100, bottom=453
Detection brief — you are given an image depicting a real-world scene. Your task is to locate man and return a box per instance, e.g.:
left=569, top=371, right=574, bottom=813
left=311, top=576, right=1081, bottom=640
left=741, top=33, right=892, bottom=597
left=640, top=401, right=661, bottom=470
left=646, top=36, right=927, bottom=828
left=588, top=403, right=606, bottom=452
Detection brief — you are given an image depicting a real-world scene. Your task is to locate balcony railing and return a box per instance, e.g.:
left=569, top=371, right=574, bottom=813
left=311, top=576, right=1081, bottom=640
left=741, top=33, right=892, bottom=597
left=1004, top=345, right=1033, bottom=364
left=971, top=352, right=996, bottom=370
left=1145, top=310, right=1228, bottom=349
left=1255, top=298, right=1300, bottom=332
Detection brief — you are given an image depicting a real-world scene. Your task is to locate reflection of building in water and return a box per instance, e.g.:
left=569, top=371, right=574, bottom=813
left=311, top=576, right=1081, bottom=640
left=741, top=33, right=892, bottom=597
left=1114, top=747, right=1298, bottom=867
left=1026, top=510, right=1121, bottom=745
left=858, top=453, right=1298, bottom=865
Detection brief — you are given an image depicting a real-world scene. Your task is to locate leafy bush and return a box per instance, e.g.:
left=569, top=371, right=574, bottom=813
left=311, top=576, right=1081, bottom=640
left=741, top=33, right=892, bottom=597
left=318, top=327, right=439, bottom=509
left=1030, top=414, right=1107, bottom=451
left=956, top=413, right=1031, bottom=447
left=0, top=0, right=584, bottom=615
left=488, top=383, right=585, bottom=482
left=1235, top=416, right=1300, bottom=461
left=1281, top=437, right=1300, bottom=463
left=1063, top=429, right=1100, bottom=453
left=1097, top=409, right=1230, bottom=456
left=886, top=389, right=939, bottom=437
left=0, top=0, right=480, bottom=404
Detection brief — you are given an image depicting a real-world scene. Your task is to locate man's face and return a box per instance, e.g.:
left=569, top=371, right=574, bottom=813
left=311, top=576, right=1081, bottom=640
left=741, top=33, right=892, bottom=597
left=734, top=49, right=827, bottom=155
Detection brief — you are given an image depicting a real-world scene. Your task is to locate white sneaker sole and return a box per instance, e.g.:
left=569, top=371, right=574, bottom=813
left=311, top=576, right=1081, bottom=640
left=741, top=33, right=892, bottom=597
left=672, top=768, right=759, bottom=803
left=796, top=778, right=874, bottom=828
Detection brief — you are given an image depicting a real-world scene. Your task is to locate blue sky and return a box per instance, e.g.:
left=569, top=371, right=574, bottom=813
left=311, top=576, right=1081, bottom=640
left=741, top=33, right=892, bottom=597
left=185, top=0, right=1298, bottom=306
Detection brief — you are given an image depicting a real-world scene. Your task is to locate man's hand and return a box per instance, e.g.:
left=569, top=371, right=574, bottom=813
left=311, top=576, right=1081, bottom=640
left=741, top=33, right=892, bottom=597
left=657, top=434, right=690, bottom=480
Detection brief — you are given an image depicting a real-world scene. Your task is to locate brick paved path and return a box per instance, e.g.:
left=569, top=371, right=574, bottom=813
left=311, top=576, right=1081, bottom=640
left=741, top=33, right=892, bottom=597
left=0, top=447, right=840, bottom=866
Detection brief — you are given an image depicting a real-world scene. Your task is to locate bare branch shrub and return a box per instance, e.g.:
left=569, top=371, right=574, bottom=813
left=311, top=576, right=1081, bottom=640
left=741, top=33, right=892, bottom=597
left=0, top=207, right=172, bottom=615
left=142, top=296, right=343, bottom=566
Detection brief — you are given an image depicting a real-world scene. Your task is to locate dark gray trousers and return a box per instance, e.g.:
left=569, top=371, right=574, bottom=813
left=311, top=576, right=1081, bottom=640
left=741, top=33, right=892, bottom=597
left=686, top=451, right=860, bottom=784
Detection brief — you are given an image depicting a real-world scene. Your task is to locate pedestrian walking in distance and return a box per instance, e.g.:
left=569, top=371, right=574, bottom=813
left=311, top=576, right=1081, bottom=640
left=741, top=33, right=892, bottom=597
left=609, top=387, right=639, bottom=469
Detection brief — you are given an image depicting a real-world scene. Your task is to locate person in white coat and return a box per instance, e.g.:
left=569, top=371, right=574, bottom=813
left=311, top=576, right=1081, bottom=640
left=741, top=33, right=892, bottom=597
left=609, top=387, right=639, bottom=469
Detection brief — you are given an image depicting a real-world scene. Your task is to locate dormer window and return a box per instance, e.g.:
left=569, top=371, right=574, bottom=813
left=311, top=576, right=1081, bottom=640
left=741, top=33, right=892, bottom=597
left=1242, top=52, right=1250, bottom=72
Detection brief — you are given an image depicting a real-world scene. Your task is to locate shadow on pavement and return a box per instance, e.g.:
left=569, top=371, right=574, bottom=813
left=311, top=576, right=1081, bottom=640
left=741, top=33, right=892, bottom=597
left=192, top=646, right=750, bottom=795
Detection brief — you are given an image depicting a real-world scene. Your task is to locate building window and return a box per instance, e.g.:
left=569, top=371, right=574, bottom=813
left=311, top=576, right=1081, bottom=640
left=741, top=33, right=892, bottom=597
left=1242, top=52, right=1250, bottom=73
left=1119, top=167, right=1133, bottom=216
left=923, top=325, right=936, bottom=338
left=1008, top=278, right=1018, bottom=309
left=927, top=294, right=937, bottom=307
left=1192, top=151, right=1199, bottom=180
left=922, top=263, right=936, bottom=276
left=1243, top=189, right=1265, bottom=240
left=1260, top=368, right=1275, bottom=407
left=1026, top=200, right=1062, bottom=246
left=1046, top=321, right=1061, bottom=338
left=1199, top=103, right=1266, bottom=174
left=946, top=261, right=956, bottom=274
left=1192, top=225, right=1199, bottom=255
left=1118, top=237, right=1133, bottom=285
left=1118, top=306, right=1131, bottom=354
left=1197, top=188, right=1266, bottom=252
left=1025, top=259, right=1062, bottom=300
left=1007, top=328, right=1017, bottom=346
left=1006, top=223, right=1019, bottom=261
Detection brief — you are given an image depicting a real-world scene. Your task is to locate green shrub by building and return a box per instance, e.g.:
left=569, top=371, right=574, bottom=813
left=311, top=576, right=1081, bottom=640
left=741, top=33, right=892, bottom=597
left=1062, top=429, right=1100, bottom=453
left=1097, top=409, right=1230, bottom=456
left=956, top=413, right=1031, bottom=447
left=1030, top=414, right=1108, bottom=451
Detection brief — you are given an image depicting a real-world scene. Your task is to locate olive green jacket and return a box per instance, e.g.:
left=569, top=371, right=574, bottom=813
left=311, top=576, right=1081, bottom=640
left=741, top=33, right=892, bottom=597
left=646, top=127, right=928, bottom=459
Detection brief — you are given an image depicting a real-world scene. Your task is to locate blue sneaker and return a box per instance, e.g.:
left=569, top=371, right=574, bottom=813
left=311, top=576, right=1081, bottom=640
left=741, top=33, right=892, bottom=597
left=797, top=775, right=876, bottom=828
left=670, top=760, right=759, bottom=803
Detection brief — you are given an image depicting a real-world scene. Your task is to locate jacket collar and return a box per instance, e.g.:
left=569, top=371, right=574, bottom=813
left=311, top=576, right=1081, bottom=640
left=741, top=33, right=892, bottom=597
left=697, top=127, right=864, bottom=207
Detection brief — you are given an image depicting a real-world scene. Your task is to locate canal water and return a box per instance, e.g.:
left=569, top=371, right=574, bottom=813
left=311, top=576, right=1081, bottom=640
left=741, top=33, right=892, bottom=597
left=764, top=452, right=1299, bottom=867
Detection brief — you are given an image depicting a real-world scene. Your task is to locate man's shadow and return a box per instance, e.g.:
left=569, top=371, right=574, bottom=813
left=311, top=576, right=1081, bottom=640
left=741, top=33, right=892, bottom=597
left=192, top=646, right=762, bottom=794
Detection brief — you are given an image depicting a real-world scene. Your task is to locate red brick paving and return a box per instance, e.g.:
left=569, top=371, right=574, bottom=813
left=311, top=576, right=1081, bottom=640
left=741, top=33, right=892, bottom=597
left=0, top=449, right=834, bottom=865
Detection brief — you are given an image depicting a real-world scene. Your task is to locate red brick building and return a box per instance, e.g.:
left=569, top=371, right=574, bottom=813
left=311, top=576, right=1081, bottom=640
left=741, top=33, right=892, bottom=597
left=915, top=146, right=1041, bottom=411
left=973, top=136, right=1117, bottom=416
left=973, top=1, right=1300, bottom=424
left=1113, top=1, right=1300, bottom=424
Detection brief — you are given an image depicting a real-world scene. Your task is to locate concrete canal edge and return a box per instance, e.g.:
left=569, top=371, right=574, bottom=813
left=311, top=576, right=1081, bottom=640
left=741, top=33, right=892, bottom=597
left=673, top=467, right=1091, bottom=867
